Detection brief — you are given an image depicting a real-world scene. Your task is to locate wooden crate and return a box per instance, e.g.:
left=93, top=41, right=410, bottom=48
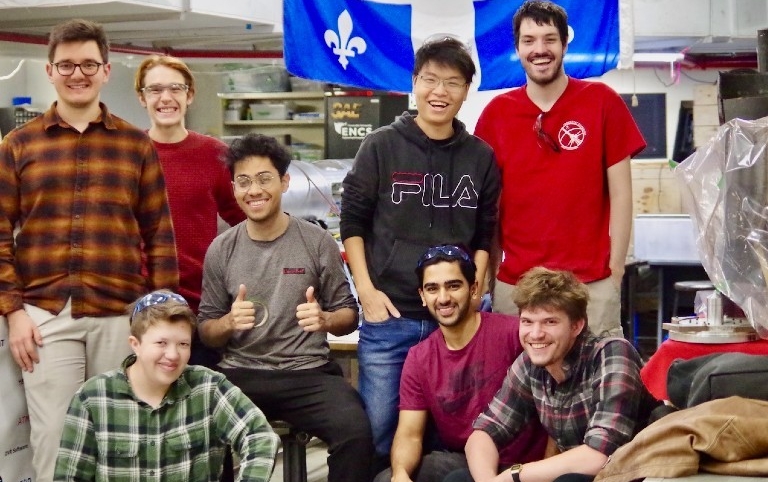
left=631, top=161, right=684, bottom=215
left=693, top=84, right=718, bottom=106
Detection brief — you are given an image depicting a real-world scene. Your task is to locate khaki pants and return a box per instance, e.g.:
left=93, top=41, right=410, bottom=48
left=493, top=276, right=623, bottom=338
left=22, top=299, right=131, bottom=482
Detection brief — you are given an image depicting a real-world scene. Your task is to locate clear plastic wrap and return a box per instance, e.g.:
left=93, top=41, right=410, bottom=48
left=673, top=117, right=768, bottom=339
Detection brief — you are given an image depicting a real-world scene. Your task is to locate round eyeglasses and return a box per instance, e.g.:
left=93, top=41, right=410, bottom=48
left=233, top=173, right=277, bottom=192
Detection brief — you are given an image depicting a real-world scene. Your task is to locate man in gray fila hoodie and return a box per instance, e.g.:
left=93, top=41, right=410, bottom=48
left=340, top=36, right=501, bottom=472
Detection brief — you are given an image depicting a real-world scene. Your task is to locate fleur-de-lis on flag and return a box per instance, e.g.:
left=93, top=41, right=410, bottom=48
left=324, top=10, right=367, bottom=69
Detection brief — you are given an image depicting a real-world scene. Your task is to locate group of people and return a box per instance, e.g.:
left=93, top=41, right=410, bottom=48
left=0, top=1, right=661, bottom=482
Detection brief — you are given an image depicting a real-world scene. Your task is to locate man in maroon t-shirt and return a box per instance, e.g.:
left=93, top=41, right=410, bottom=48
left=374, top=245, right=548, bottom=482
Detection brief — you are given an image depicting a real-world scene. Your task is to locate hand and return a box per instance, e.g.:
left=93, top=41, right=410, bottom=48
left=296, top=286, right=327, bottom=332
left=229, top=284, right=256, bottom=331
left=609, top=265, right=625, bottom=289
left=7, top=309, right=43, bottom=372
left=357, top=286, right=400, bottom=322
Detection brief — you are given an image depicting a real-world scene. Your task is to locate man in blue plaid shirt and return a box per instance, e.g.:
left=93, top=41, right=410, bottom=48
left=54, top=290, right=279, bottom=482
left=447, top=268, right=660, bottom=482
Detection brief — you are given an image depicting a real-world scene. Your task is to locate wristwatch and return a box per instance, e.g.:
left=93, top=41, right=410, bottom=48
left=508, top=463, right=523, bottom=482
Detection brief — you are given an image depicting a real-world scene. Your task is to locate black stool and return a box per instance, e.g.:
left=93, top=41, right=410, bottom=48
left=672, top=280, right=715, bottom=318
left=270, top=420, right=311, bottom=482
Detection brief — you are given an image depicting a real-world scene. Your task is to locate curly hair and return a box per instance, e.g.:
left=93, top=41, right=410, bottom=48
left=223, top=133, right=292, bottom=178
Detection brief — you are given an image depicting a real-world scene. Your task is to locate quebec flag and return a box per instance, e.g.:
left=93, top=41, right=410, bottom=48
left=283, top=0, right=620, bottom=92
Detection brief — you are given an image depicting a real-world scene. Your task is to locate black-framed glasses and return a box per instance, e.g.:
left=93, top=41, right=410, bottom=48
left=534, top=112, right=561, bottom=153
left=132, top=292, right=188, bottom=319
left=417, top=244, right=472, bottom=269
left=233, top=173, right=277, bottom=192
left=416, top=75, right=467, bottom=93
left=141, top=83, right=190, bottom=97
left=50, top=61, right=103, bottom=76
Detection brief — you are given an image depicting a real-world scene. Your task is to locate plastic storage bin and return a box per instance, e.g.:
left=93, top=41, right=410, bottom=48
left=249, top=103, right=288, bottom=120
left=219, top=64, right=289, bottom=93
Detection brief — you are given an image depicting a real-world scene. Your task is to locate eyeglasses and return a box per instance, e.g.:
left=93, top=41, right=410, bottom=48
left=141, top=83, right=190, bottom=97
left=132, top=292, right=188, bottom=319
left=233, top=173, right=278, bottom=192
left=50, top=61, right=103, bottom=76
left=417, top=244, right=472, bottom=269
left=534, top=112, right=561, bottom=153
left=416, top=75, right=467, bottom=93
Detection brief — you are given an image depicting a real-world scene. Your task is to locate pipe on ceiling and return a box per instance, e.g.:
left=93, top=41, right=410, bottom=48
left=0, top=31, right=283, bottom=59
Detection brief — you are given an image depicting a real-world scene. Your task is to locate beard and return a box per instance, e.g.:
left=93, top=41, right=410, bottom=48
left=524, top=55, right=565, bottom=87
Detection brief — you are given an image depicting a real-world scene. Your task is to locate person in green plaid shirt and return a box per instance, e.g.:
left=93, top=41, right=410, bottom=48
left=54, top=290, right=279, bottom=482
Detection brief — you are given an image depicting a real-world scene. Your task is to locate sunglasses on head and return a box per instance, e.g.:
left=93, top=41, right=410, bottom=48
left=417, top=244, right=472, bottom=269
left=534, top=112, right=561, bottom=153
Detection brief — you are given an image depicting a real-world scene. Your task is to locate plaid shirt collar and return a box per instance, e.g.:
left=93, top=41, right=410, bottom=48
left=117, top=354, right=192, bottom=406
left=43, top=101, right=118, bottom=131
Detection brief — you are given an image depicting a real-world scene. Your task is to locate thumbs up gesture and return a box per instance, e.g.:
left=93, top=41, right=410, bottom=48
left=296, top=286, right=327, bottom=332
left=229, top=284, right=256, bottom=331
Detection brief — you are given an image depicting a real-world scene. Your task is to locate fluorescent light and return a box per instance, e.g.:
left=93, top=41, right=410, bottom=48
left=633, top=52, right=684, bottom=63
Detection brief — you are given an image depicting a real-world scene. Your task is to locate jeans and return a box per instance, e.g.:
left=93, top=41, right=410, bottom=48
left=358, top=316, right=438, bottom=457
left=374, top=450, right=467, bottom=482
left=222, top=361, right=373, bottom=482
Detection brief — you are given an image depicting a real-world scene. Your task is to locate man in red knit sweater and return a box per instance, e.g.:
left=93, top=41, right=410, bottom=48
left=134, top=55, right=245, bottom=366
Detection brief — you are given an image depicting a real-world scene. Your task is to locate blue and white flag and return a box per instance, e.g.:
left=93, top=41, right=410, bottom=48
left=283, top=0, right=620, bottom=92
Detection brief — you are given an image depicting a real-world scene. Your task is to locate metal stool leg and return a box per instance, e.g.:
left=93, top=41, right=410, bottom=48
left=281, top=427, right=310, bottom=482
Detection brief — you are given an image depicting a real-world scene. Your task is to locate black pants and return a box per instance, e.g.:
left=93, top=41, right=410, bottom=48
left=443, top=469, right=595, bottom=482
left=222, top=362, right=374, bottom=482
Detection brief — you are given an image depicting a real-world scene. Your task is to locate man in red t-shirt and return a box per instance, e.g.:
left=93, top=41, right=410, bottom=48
left=475, top=0, right=646, bottom=337
left=374, top=244, right=547, bottom=482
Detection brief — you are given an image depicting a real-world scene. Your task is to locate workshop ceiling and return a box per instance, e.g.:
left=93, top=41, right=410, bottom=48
left=0, top=0, right=762, bottom=66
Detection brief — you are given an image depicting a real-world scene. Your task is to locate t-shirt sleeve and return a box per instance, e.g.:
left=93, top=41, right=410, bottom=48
left=603, top=87, right=647, bottom=166
left=316, top=230, right=358, bottom=312
left=399, top=347, right=428, bottom=410
left=198, top=236, right=231, bottom=324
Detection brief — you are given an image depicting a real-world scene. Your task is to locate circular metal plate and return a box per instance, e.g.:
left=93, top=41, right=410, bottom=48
left=668, top=330, right=759, bottom=344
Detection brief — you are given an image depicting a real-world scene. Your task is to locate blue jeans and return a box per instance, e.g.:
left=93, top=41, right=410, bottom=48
left=358, top=316, right=438, bottom=456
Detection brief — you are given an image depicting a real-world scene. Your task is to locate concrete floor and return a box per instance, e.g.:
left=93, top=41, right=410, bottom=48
left=270, top=439, right=329, bottom=482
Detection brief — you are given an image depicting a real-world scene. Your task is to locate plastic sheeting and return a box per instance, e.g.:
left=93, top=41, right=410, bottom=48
left=674, top=117, right=768, bottom=339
